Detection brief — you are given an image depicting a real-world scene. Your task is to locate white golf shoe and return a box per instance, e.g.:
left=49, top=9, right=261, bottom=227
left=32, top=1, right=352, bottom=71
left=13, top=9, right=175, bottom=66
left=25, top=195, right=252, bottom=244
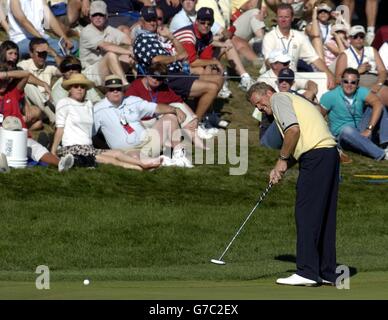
left=238, top=74, right=254, bottom=92
left=172, top=147, right=194, bottom=168
left=276, top=274, right=318, bottom=287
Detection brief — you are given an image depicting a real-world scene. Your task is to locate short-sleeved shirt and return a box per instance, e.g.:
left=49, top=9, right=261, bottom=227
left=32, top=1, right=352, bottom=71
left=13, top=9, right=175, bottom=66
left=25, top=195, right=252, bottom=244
left=271, top=92, right=336, bottom=160
left=93, top=96, right=157, bottom=149
left=80, top=23, right=126, bottom=68
left=56, top=97, right=94, bottom=146
left=320, top=85, right=370, bottom=137
left=169, top=9, right=221, bottom=35
left=125, top=79, right=183, bottom=104
left=0, top=86, right=27, bottom=129
left=174, top=24, right=214, bottom=63
left=134, top=31, right=182, bottom=74
left=262, top=26, right=319, bottom=72
left=17, top=59, right=59, bottom=97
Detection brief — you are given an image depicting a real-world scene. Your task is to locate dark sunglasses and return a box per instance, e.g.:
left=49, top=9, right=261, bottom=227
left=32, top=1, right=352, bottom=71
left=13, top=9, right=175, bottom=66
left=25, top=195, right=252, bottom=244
left=108, top=87, right=123, bottom=92
left=278, top=79, right=293, bottom=84
left=342, top=79, right=358, bottom=85
left=62, top=64, right=82, bottom=73
left=157, top=17, right=163, bottom=21
left=144, top=17, right=157, bottom=22
left=198, top=20, right=213, bottom=26
left=317, top=10, right=330, bottom=14
left=352, top=33, right=365, bottom=39
left=91, top=13, right=106, bottom=18
left=278, top=61, right=290, bottom=66
left=71, top=84, right=87, bottom=89
left=36, top=51, right=48, bottom=58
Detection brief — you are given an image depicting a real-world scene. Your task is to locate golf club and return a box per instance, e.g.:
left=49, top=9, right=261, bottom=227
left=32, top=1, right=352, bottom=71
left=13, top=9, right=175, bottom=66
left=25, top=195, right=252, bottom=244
left=211, top=181, right=273, bottom=265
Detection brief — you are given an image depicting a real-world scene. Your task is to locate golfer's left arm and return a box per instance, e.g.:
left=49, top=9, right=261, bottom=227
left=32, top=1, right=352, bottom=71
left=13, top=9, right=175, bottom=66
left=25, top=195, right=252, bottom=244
left=269, top=94, right=300, bottom=184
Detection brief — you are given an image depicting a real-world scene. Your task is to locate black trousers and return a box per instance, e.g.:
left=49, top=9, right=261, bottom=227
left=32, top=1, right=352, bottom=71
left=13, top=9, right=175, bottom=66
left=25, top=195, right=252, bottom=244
left=295, top=147, right=340, bottom=282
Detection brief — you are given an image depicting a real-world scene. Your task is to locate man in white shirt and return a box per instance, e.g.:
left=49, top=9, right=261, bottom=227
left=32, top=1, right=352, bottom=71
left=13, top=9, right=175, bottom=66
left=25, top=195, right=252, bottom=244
left=17, top=38, right=61, bottom=123
left=262, top=3, right=335, bottom=89
left=94, top=75, right=193, bottom=167
left=79, top=1, right=134, bottom=86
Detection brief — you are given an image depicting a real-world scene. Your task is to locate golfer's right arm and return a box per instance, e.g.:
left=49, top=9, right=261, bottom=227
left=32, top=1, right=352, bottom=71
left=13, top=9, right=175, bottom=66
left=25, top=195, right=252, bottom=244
left=270, top=126, right=300, bottom=184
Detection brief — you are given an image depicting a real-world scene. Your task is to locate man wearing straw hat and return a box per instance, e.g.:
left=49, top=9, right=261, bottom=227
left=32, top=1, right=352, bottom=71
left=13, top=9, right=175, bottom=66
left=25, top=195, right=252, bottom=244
left=94, top=74, right=193, bottom=167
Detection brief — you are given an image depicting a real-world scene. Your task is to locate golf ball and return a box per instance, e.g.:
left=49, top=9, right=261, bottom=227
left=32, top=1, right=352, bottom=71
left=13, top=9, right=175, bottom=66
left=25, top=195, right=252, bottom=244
left=83, top=279, right=90, bottom=285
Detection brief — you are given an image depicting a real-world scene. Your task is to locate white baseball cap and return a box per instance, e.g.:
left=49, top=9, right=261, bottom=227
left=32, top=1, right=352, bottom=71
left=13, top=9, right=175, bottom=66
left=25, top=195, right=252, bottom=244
left=350, top=25, right=366, bottom=37
left=317, top=3, right=333, bottom=12
left=268, top=49, right=291, bottom=64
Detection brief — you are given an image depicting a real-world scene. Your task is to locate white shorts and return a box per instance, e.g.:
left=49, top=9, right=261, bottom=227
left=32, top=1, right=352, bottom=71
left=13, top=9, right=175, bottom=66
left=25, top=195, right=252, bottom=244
left=27, top=138, right=49, bottom=162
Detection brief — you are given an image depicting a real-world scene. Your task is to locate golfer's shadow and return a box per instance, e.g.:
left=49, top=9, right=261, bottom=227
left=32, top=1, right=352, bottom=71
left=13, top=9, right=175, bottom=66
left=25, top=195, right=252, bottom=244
left=274, top=254, right=358, bottom=276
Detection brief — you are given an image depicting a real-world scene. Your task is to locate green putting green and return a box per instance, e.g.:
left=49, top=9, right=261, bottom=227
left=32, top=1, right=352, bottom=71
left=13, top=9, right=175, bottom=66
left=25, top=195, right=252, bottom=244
left=1, top=271, right=387, bottom=300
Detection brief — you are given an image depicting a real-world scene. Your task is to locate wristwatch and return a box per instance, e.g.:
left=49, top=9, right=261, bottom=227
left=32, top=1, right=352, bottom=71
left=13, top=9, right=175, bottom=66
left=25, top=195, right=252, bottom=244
left=278, top=154, right=290, bottom=161
left=367, top=124, right=374, bottom=131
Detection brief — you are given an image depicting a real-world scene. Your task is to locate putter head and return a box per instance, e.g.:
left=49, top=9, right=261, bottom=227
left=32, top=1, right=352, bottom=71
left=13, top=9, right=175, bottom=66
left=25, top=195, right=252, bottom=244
left=210, top=259, right=226, bottom=265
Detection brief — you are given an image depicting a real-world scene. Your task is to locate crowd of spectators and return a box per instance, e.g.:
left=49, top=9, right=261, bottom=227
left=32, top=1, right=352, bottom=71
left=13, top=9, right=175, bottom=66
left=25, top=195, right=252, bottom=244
left=0, top=0, right=387, bottom=173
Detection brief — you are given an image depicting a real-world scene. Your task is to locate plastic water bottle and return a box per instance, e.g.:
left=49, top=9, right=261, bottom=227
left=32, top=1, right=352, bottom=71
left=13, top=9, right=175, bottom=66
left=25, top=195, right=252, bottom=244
left=182, top=59, right=190, bottom=75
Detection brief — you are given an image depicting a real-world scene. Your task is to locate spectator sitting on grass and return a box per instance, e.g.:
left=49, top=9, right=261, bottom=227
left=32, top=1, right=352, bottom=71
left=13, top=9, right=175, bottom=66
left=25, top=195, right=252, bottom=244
left=320, top=68, right=388, bottom=161
left=51, top=56, right=102, bottom=107
left=50, top=73, right=162, bottom=171
left=17, top=38, right=62, bottom=125
left=0, top=65, right=74, bottom=172
left=79, top=1, right=135, bottom=87
left=0, top=40, right=50, bottom=131
left=93, top=74, right=194, bottom=168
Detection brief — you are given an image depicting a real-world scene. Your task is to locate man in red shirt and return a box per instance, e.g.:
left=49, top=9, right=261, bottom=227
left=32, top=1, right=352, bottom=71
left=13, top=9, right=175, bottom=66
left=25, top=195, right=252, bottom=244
left=125, top=63, right=212, bottom=147
left=173, top=7, right=254, bottom=91
left=0, top=65, right=73, bottom=171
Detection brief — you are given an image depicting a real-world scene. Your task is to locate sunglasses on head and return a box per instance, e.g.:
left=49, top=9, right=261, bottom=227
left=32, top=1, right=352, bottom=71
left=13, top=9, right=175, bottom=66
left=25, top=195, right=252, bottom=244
left=91, top=13, right=106, bottom=18
left=36, top=51, right=48, bottom=58
left=62, top=64, right=82, bottom=73
left=342, top=79, right=358, bottom=85
left=198, top=20, right=213, bottom=26
left=352, top=33, right=365, bottom=39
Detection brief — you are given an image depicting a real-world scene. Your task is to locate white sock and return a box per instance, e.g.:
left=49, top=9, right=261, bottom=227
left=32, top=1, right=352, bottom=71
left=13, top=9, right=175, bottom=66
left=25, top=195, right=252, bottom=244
left=241, top=73, right=250, bottom=79
left=367, top=26, right=375, bottom=33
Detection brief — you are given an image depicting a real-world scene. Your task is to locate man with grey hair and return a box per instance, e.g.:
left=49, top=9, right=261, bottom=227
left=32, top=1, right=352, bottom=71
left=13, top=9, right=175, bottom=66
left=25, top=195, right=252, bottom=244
left=246, top=81, right=340, bottom=287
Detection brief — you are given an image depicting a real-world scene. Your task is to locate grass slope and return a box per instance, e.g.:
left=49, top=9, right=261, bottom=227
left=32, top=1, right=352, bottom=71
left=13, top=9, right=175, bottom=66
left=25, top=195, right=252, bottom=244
left=0, top=73, right=387, bottom=299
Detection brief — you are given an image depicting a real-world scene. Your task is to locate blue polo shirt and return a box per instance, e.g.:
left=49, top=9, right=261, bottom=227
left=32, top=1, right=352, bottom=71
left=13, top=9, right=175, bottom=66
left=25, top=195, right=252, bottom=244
left=320, top=85, right=370, bottom=137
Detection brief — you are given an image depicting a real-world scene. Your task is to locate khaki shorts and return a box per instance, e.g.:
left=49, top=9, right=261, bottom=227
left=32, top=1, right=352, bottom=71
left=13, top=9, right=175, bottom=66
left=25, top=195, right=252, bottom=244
left=83, top=61, right=103, bottom=86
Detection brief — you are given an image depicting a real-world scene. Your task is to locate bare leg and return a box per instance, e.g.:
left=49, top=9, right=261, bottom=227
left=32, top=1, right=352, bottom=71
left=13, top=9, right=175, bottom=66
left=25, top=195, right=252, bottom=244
left=189, top=80, right=220, bottom=121
left=67, top=0, right=82, bottom=27
left=366, top=0, right=378, bottom=28
left=341, top=0, right=355, bottom=24
left=222, top=40, right=249, bottom=76
left=39, top=152, right=60, bottom=166
left=99, top=52, right=129, bottom=85
left=98, top=150, right=161, bottom=170
left=232, top=36, right=260, bottom=63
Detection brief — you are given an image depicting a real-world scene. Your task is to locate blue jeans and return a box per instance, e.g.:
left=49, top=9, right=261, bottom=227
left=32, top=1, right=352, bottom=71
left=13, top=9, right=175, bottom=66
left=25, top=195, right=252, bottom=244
left=338, top=106, right=388, bottom=160
left=260, top=122, right=283, bottom=149
left=17, top=36, right=79, bottom=64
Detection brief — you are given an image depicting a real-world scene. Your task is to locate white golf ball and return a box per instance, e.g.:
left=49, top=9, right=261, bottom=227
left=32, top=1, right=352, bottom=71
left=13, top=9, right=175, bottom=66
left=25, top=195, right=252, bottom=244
left=83, top=279, right=90, bottom=285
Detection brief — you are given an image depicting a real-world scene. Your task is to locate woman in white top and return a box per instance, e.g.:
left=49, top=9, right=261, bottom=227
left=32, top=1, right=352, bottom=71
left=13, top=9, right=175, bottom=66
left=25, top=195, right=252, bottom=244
left=50, top=73, right=162, bottom=171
